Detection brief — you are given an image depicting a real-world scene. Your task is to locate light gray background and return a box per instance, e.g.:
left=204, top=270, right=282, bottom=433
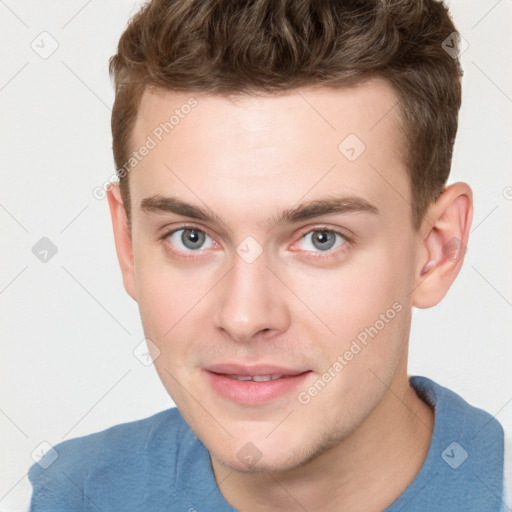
left=1, top=1, right=511, bottom=510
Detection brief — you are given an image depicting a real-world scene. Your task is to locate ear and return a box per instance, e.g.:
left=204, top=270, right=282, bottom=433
left=412, top=182, right=473, bottom=308
left=106, top=183, right=137, bottom=301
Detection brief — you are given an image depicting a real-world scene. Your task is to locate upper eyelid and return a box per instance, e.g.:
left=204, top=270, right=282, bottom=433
left=159, top=223, right=214, bottom=240
left=293, top=228, right=351, bottom=252
left=296, top=225, right=351, bottom=238
left=161, top=226, right=216, bottom=251
left=161, top=224, right=350, bottom=241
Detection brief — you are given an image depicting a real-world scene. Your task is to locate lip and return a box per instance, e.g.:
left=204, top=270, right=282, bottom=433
left=205, top=363, right=308, bottom=377
left=203, top=363, right=312, bottom=406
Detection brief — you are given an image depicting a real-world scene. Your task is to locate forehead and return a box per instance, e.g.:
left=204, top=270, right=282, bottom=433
left=128, top=78, right=410, bottom=229
left=134, top=78, right=403, bottom=148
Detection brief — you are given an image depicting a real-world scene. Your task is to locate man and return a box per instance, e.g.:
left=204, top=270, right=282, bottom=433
left=29, top=0, right=507, bottom=510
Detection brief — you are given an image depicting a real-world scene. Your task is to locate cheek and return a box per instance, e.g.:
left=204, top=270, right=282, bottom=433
left=133, top=251, right=205, bottom=351
left=285, top=242, right=413, bottom=343
left=133, top=261, right=207, bottom=405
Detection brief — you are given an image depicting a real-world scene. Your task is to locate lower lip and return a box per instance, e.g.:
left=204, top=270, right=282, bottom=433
left=204, top=370, right=312, bottom=406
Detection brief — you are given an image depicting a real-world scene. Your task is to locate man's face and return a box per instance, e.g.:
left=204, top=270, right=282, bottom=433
left=124, top=79, right=421, bottom=472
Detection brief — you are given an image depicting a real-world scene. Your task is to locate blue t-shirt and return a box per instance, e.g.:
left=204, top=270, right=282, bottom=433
left=29, top=376, right=505, bottom=511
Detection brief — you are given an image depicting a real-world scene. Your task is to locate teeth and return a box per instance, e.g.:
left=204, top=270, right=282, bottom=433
left=226, top=374, right=284, bottom=382
left=253, top=375, right=282, bottom=382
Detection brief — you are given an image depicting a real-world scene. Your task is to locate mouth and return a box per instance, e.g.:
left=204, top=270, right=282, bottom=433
left=203, top=364, right=312, bottom=405
left=223, top=374, right=287, bottom=382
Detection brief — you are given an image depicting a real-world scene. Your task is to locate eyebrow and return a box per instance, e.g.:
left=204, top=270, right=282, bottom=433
left=140, top=194, right=379, bottom=229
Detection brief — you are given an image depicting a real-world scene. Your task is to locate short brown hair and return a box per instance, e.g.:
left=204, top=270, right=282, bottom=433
left=109, top=0, right=463, bottom=229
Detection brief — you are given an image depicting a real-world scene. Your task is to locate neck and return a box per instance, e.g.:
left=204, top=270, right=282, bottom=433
left=211, top=369, right=435, bottom=512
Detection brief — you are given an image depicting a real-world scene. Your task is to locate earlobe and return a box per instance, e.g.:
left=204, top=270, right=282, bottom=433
left=106, top=183, right=137, bottom=302
left=412, top=183, right=473, bottom=309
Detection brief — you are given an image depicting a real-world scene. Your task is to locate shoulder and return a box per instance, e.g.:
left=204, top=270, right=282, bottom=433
left=411, top=375, right=504, bottom=443
left=28, top=408, right=194, bottom=511
left=402, top=376, right=505, bottom=510
left=30, top=407, right=188, bottom=472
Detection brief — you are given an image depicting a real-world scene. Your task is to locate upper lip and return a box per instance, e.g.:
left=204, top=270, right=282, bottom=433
left=204, top=363, right=309, bottom=377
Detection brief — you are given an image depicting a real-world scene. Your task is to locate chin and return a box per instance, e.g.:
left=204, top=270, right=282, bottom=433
left=213, top=451, right=300, bottom=475
left=210, top=437, right=324, bottom=476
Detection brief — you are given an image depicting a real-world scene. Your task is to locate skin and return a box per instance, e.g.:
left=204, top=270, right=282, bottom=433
left=107, top=78, right=472, bottom=511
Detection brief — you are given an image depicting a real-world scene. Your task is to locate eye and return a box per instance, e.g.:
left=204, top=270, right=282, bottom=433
left=298, top=229, right=347, bottom=252
left=167, top=228, right=215, bottom=252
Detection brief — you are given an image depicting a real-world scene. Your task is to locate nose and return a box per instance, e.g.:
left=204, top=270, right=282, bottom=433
left=213, top=252, right=290, bottom=343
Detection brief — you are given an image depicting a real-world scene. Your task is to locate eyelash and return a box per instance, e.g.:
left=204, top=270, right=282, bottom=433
left=292, top=226, right=353, bottom=260
left=159, top=224, right=217, bottom=261
left=159, top=224, right=354, bottom=261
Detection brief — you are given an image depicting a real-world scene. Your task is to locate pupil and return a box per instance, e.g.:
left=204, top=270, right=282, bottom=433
left=182, top=229, right=205, bottom=250
left=313, top=231, right=335, bottom=250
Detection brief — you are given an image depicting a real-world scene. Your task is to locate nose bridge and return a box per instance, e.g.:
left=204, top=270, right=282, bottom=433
left=213, top=250, right=288, bottom=341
